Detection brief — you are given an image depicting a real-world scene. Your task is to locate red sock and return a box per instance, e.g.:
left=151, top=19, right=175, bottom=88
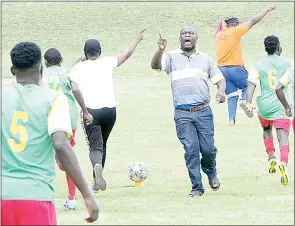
left=280, top=145, right=289, bottom=164
left=66, top=174, right=76, bottom=200
left=264, top=138, right=275, bottom=157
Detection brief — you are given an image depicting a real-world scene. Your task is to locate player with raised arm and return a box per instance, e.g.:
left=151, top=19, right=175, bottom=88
left=243, top=36, right=293, bottom=186
left=68, top=30, right=145, bottom=192
left=43, top=48, right=93, bottom=210
left=216, top=3, right=276, bottom=125
left=2, top=42, right=98, bottom=225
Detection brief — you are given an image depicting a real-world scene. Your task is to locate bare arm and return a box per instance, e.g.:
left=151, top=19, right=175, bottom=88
left=215, top=79, right=226, bottom=104
left=276, top=85, right=291, bottom=110
left=246, top=82, right=256, bottom=104
left=117, top=30, right=145, bottom=67
left=70, top=81, right=93, bottom=123
left=216, top=79, right=226, bottom=94
left=248, top=4, right=276, bottom=29
left=151, top=49, right=165, bottom=70
left=71, top=81, right=88, bottom=113
left=53, top=132, right=98, bottom=222
left=151, top=33, right=167, bottom=70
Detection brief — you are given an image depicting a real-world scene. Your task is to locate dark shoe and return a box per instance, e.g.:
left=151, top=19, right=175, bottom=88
left=188, top=190, right=204, bottom=197
left=94, top=164, right=106, bottom=191
left=92, top=179, right=99, bottom=193
left=208, top=174, right=220, bottom=191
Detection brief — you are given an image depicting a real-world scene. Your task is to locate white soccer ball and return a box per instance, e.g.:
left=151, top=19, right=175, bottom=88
left=128, top=162, right=148, bottom=182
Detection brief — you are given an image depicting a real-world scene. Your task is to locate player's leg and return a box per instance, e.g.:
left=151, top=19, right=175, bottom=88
left=174, top=109, right=204, bottom=197
left=274, top=119, right=291, bottom=185
left=219, top=66, right=239, bottom=125
left=1, top=200, right=17, bottom=225
left=14, top=200, right=57, bottom=225
left=258, top=116, right=276, bottom=173
left=235, top=67, right=250, bottom=113
left=100, top=107, right=117, bottom=168
left=81, top=109, right=105, bottom=192
left=63, top=129, right=77, bottom=209
left=194, top=106, right=220, bottom=191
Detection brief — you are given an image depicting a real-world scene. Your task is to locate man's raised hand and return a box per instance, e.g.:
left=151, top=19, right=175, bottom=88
left=158, top=33, right=167, bottom=50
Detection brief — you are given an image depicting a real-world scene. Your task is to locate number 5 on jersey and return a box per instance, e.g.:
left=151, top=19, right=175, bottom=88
left=8, top=111, right=28, bottom=152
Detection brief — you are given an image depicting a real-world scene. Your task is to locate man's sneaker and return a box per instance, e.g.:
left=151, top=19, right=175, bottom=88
left=92, top=179, right=100, bottom=193
left=64, top=197, right=77, bottom=210
left=229, top=120, right=236, bottom=125
left=188, top=190, right=204, bottom=197
left=94, top=164, right=106, bottom=191
left=208, top=174, right=220, bottom=191
left=279, top=162, right=288, bottom=186
left=268, top=156, right=277, bottom=174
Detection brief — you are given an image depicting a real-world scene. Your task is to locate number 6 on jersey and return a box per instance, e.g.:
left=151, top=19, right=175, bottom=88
left=8, top=111, right=28, bottom=152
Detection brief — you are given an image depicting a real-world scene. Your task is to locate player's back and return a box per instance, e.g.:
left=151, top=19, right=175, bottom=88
left=2, top=83, right=60, bottom=201
left=215, top=23, right=249, bottom=66
left=256, top=54, right=292, bottom=119
left=42, top=66, right=78, bottom=129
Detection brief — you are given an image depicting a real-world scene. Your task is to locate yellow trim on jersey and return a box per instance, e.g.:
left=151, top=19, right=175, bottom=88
left=279, top=70, right=291, bottom=87
left=48, top=94, right=73, bottom=140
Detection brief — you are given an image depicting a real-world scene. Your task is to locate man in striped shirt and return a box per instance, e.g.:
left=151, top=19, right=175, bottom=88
left=151, top=27, right=226, bottom=197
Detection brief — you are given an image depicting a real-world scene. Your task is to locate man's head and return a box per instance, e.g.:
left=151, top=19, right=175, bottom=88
left=44, top=48, right=63, bottom=67
left=264, top=35, right=281, bottom=55
left=84, top=39, right=101, bottom=59
left=224, top=16, right=240, bottom=27
left=10, top=42, right=42, bottom=80
left=179, top=26, right=198, bottom=51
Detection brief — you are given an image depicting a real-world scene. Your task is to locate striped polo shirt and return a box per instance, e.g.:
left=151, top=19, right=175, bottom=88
left=159, top=48, right=224, bottom=109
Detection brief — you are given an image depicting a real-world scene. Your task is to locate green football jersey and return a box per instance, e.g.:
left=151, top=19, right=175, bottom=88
left=279, top=65, right=294, bottom=114
left=2, top=84, right=61, bottom=201
left=256, top=55, right=292, bottom=120
left=42, top=66, right=78, bottom=130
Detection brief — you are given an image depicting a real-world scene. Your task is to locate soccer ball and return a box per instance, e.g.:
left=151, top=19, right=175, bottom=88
left=128, top=162, right=148, bottom=183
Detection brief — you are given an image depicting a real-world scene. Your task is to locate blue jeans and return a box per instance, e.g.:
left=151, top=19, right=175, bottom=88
left=219, top=66, right=248, bottom=121
left=174, top=106, right=217, bottom=193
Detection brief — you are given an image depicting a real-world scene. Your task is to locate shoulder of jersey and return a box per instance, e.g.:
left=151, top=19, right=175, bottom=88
left=281, top=56, right=294, bottom=65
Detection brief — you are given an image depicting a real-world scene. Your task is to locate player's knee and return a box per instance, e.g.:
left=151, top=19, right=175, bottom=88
left=262, top=125, right=272, bottom=133
left=201, top=143, right=216, bottom=157
left=277, top=129, right=290, bottom=145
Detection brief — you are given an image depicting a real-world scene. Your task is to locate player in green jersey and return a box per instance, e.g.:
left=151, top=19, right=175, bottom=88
left=276, top=65, right=294, bottom=131
left=1, top=42, right=98, bottom=225
left=242, top=35, right=292, bottom=186
left=43, top=48, right=92, bottom=210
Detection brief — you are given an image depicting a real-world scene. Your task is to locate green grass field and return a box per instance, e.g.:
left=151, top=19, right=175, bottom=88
left=2, top=2, right=294, bottom=225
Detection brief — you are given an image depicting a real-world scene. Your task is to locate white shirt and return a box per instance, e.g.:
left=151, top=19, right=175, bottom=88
left=68, top=57, right=118, bottom=109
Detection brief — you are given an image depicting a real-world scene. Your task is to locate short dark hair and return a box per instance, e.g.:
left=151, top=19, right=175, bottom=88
left=264, top=35, right=280, bottom=55
left=44, top=48, right=62, bottom=65
left=84, top=39, right=101, bottom=57
left=10, top=42, right=41, bottom=70
left=224, top=17, right=239, bottom=24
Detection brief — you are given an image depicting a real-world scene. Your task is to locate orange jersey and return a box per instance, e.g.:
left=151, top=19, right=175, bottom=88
left=215, top=23, right=249, bottom=66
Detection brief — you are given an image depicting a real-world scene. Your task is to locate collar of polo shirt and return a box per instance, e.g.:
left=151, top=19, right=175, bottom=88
left=176, top=47, right=201, bottom=56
